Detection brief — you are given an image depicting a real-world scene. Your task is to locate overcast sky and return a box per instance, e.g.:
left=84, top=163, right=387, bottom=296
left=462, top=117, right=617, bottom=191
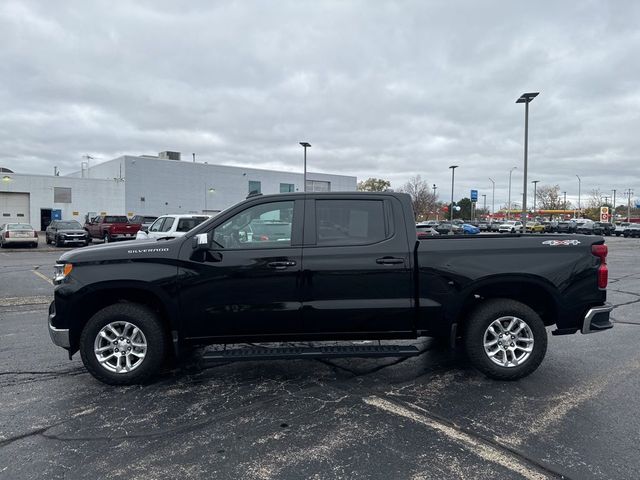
left=1, top=0, right=639, bottom=207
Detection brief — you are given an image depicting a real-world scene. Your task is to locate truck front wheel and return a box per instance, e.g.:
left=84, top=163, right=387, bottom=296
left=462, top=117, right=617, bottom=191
left=464, top=299, right=547, bottom=381
left=79, top=303, right=167, bottom=385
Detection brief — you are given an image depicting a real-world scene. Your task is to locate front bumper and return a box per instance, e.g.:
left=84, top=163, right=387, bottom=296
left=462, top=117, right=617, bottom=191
left=48, top=301, right=70, bottom=348
left=582, top=303, right=614, bottom=334
left=60, top=236, right=88, bottom=244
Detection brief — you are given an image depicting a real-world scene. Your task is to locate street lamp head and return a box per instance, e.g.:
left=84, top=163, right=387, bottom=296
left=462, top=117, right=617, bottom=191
left=1, top=175, right=11, bottom=182
left=208, top=188, right=215, bottom=193
left=516, top=92, right=540, bottom=103
left=449, top=165, right=458, bottom=170
left=299, top=142, right=311, bottom=148
left=532, top=180, right=540, bottom=184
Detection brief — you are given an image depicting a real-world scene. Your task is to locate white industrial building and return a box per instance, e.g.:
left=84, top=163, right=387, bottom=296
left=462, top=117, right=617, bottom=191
left=0, top=152, right=357, bottom=230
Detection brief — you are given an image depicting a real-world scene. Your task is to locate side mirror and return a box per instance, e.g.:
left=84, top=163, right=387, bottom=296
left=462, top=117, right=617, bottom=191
left=141, top=225, right=149, bottom=233
left=192, top=233, right=209, bottom=250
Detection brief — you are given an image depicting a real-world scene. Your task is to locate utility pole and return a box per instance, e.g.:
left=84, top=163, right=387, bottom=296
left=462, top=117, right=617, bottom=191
left=612, top=189, right=617, bottom=223
left=482, top=194, right=487, bottom=217
left=626, top=189, right=634, bottom=221
left=488, top=178, right=495, bottom=218
left=563, top=191, right=567, bottom=214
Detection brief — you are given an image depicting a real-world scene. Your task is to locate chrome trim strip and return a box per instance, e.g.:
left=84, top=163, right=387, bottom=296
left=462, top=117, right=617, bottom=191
left=48, top=315, right=70, bottom=348
left=582, top=303, right=613, bottom=334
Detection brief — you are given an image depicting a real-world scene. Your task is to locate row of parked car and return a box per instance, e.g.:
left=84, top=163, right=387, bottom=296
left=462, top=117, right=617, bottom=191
left=415, top=218, right=640, bottom=238
left=0, top=213, right=211, bottom=249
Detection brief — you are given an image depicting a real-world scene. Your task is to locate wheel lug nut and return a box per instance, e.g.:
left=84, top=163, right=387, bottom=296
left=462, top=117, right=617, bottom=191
left=510, top=343, right=514, bottom=347
left=115, top=348, right=119, bottom=352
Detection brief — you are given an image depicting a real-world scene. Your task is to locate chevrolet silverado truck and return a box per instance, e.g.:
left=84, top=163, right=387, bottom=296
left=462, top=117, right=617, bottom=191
left=84, top=215, right=141, bottom=243
left=48, top=192, right=613, bottom=385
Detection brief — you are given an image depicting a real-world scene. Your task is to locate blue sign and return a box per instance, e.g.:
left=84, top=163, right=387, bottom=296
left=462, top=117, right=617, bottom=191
left=52, top=209, right=62, bottom=220
left=470, top=189, right=478, bottom=202
left=635, top=200, right=640, bottom=209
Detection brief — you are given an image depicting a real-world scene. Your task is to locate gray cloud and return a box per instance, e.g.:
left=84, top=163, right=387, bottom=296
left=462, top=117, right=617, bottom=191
left=1, top=0, right=639, bottom=207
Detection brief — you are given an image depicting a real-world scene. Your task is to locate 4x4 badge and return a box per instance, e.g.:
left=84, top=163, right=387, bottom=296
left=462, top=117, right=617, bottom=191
left=542, top=239, right=581, bottom=246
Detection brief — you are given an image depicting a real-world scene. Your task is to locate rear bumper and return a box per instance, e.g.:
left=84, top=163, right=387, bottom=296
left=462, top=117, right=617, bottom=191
left=109, top=233, right=136, bottom=240
left=48, top=301, right=70, bottom=348
left=4, top=237, right=36, bottom=244
left=582, top=303, right=614, bottom=334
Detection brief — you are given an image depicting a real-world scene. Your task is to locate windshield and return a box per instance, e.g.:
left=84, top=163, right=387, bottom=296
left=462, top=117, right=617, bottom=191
left=56, top=221, right=82, bottom=229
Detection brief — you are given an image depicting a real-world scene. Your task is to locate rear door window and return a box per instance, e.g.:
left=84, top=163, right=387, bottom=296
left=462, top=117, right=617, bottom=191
left=315, top=200, right=387, bottom=246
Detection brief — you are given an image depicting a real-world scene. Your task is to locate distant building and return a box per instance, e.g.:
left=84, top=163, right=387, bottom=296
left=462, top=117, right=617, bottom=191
left=0, top=152, right=357, bottom=230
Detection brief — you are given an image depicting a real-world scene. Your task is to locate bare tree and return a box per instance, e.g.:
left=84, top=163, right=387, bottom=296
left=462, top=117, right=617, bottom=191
left=536, top=184, right=566, bottom=210
left=399, top=175, right=436, bottom=220
left=586, top=188, right=604, bottom=209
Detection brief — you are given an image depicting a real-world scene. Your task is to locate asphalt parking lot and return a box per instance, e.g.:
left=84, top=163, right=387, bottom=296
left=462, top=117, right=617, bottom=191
left=1, top=236, right=639, bottom=479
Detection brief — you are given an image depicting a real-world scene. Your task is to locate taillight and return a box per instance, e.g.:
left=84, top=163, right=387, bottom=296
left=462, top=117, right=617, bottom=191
left=259, top=235, right=269, bottom=241
left=34, top=231, right=38, bottom=238
left=5, top=231, right=9, bottom=238
left=592, top=244, right=608, bottom=289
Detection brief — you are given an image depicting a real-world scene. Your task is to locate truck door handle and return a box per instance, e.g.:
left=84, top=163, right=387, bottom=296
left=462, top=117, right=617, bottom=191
left=267, top=260, right=297, bottom=269
left=376, top=257, right=404, bottom=265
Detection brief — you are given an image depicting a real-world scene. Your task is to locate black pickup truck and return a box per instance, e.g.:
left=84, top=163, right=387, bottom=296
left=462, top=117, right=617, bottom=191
left=48, top=192, right=612, bottom=385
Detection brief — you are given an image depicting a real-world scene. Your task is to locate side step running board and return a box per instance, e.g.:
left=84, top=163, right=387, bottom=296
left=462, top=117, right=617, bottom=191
left=200, top=344, right=419, bottom=365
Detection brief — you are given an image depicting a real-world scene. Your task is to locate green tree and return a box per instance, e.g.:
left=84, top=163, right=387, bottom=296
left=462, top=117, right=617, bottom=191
left=456, top=197, right=472, bottom=220
left=357, top=178, right=391, bottom=192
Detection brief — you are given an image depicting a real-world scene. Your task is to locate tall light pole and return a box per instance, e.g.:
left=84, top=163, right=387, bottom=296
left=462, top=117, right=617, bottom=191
left=516, top=92, right=539, bottom=224
left=507, top=166, right=517, bottom=220
left=449, top=165, right=458, bottom=234
left=482, top=194, right=487, bottom=217
left=299, top=142, right=311, bottom=191
left=576, top=175, right=581, bottom=217
left=204, top=186, right=215, bottom=211
left=612, top=189, right=617, bottom=223
left=488, top=177, right=495, bottom=217
left=531, top=180, right=540, bottom=216
left=432, top=184, right=438, bottom=220
left=562, top=191, right=567, bottom=214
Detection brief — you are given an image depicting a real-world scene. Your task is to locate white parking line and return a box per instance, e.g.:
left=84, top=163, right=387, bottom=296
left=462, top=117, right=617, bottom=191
left=363, top=396, right=549, bottom=480
left=31, top=269, right=53, bottom=285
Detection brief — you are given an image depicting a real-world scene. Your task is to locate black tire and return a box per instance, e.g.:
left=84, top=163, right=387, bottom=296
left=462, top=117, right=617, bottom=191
left=464, top=298, right=547, bottom=381
left=103, top=233, right=110, bottom=243
left=45, top=235, right=51, bottom=245
left=79, top=303, right=168, bottom=385
left=55, top=236, right=63, bottom=247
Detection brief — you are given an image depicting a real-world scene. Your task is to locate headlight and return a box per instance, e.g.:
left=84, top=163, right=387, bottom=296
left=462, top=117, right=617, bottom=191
left=53, top=263, right=73, bottom=283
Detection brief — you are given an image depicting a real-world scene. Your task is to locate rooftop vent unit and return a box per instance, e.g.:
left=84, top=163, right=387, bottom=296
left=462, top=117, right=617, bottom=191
left=159, top=151, right=181, bottom=161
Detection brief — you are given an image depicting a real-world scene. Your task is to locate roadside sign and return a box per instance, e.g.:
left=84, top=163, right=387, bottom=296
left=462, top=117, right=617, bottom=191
left=600, top=206, right=609, bottom=222
left=470, top=189, right=478, bottom=202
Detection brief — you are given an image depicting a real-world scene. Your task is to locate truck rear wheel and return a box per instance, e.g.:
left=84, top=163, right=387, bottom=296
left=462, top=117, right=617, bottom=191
left=464, top=299, right=547, bottom=380
left=79, top=303, right=167, bottom=385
